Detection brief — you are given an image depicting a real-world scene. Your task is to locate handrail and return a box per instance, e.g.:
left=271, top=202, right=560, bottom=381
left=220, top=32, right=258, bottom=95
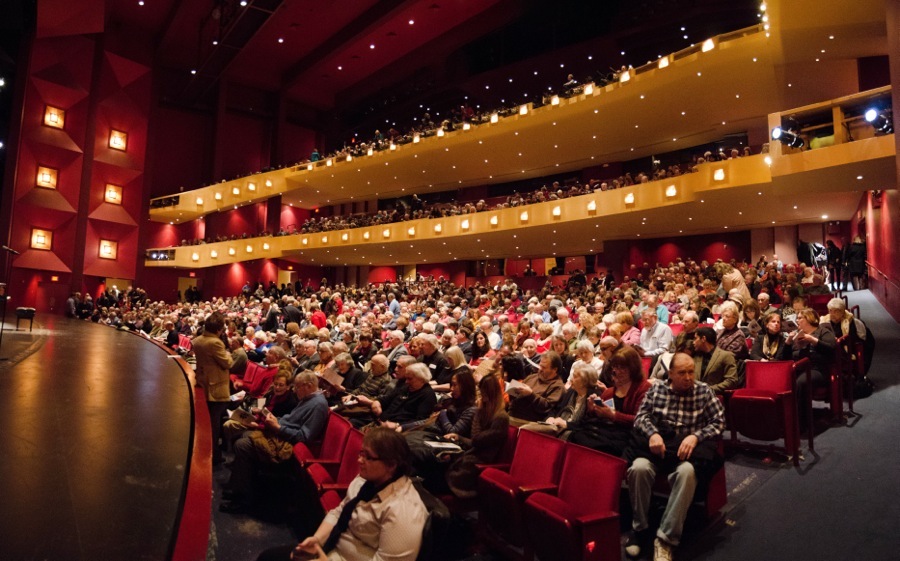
left=866, top=260, right=900, bottom=291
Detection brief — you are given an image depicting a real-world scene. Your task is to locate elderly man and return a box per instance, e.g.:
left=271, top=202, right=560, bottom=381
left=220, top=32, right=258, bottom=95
left=418, top=334, right=451, bottom=385
left=551, top=307, right=572, bottom=337
left=382, top=329, right=409, bottom=373
left=438, top=329, right=455, bottom=353
left=639, top=309, right=674, bottom=358
left=222, top=370, right=328, bottom=514
left=260, top=298, right=279, bottom=332
left=193, top=311, right=233, bottom=466
left=757, top=292, right=776, bottom=317
left=624, top=352, right=725, bottom=561
left=295, top=340, right=320, bottom=372
left=674, top=310, right=701, bottom=352
left=508, top=351, right=566, bottom=425
left=368, top=362, right=437, bottom=431
left=691, top=327, right=739, bottom=394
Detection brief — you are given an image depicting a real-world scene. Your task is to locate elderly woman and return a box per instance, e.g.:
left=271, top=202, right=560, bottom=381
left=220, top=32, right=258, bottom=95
left=716, top=301, right=749, bottom=361
left=616, top=311, right=642, bottom=347
left=789, top=308, right=837, bottom=410
left=520, top=362, right=599, bottom=437
left=567, top=346, right=651, bottom=456
left=571, top=339, right=603, bottom=381
left=259, top=428, right=428, bottom=561
left=750, top=312, right=791, bottom=361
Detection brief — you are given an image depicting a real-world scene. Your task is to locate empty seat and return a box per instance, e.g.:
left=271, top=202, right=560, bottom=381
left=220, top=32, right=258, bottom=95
left=307, top=429, right=364, bottom=497
left=293, top=411, right=353, bottom=478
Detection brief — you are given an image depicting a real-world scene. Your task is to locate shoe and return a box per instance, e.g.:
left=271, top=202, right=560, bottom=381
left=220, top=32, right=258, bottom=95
left=653, top=538, right=674, bottom=561
left=625, top=529, right=652, bottom=558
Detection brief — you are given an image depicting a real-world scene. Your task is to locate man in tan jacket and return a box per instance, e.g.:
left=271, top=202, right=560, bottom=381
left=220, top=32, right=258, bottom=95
left=193, top=311, right=233, bottom=465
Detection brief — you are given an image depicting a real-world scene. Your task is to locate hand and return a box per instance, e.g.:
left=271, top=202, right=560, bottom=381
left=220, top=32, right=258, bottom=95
left=370, top=401, right=382, bottom=417
left=649, top=433, right=666, bottom=457
left=552, top=418, right=568, bottom=429
left=678, top=434, right=699, bottom=460
left=263, top=412, right=280, bottom=430
left=594, top=403, right=615, bottom=420
left=444, top=433, right=459, bottom=442
left=341, top=394, right=352, bottom=403
left=356, top=395, right=372, bottom=406
left=292, top=537, right=324, bottom=560
left=596, top=381, right=608, bottom=393
left=516, top=385, right=533, bottom=397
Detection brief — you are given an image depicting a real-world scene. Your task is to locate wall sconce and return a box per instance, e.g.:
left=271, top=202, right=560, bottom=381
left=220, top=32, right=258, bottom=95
left=215, top=192, right=222, bottom=200
left=587, top=200, right=597, bottom=212
left=326, top=158, right=333, bottom=166
left=383, top=228, right=391, bottom=238
left=462, top=122, right=471, bottom=131
left=232, top=186, right=240, bottom=195
left=519, top=105, right=528, bottom=115
left=367, top=147, right=374, bottom=156
left=247, top=182, right=256, bottom=191
left=246, top=244, right=253, bottom=253
left=346, top=155, right=352, bottom=162
left=552, top=206, right=561, bottom=217
left=520, top=211, right=529, bottom=222
left=302, top=238, right=308, bottom=246
left=36, top=166, right=58, bottom=189
left=44, top=105, right=65, bottom=129
left=413, top=134, right=420, bottom=143
left=701, top=38, right=715, bottom=52
left=265, top=179, right=273, bottom=187
left=713, top=168, right=725, bottom=181
left=436, top=128, right=445, bottom=137
left=320, top=236, right=328, bottom=244
left=665, top=185, right=677, bottom=198
left=191, top=252, right=200, bottom=262
left=105, top=184, right=123, bottom=204
left=584, top=83, right=594, bottom=95
left=764, top=155, right=773, bottom=166
left=210, top=250, right=218, bottom=259
left=489, top=215, right=498, bottom=226
left=407, top=227, right=416, bottom=237
left=31, top=228, right=52, bottom=250
left=229, top=247, right=236, bottom=255
left=619, top=70, right=631, bottom=83
left=195, top=197, right=204, bottom=205
left=461, top=219, right=470, bottom=230
left=109, top=130, right=127, bottom=151
left=658, top=57, right=669, bottom=69
left=341, top=232, right=349, bottom=242
left=99, top=239, right=118, bottom=259
left=550, top=95, right=560, bottom=106
left=434, top=223, right=442, bottom=233
left=389, top=143, right=397, bottom=151
left=363, top=231, right=370, bottom=240
left=490, top=113, right=499, bottom=123
left=307, top=163, right=314, bottom=170
left=624, top=193, right=635, bottom=205
left=262, top=242, right=270, bottom=250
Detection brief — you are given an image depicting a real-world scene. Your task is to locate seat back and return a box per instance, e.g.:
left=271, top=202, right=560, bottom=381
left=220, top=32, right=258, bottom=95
left=178, top=334, right=192, bottom=351
left=641, top=356, right=652, bottom=378
left=745, top=360, right=794, bottom=393
left=246, top=364, right=279, bottom=398
left=806, top=293, right=834, bottom=316
left=334, top=429, right=364, bottom=485
left=668, top=323, right=684, bottom=336
left=557, top=443, right=626, bottom=515
left=243, top=361, right=262, bottom=385
left=319, top=413, right=353, bottom=464
left=508, top=429, right=566, bottom=485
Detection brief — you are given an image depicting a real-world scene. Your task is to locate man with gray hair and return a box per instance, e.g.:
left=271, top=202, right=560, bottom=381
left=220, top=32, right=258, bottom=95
left=418, top=333, right=451, bottom=384
left=382, top=329, right=409, bottom=373
left=365, top=361, right=436, bottom=430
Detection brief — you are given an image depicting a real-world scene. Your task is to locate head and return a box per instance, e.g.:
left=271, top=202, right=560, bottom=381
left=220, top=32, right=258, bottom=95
left=693, top=326, right=717, bottom=353
left=292, top=370, right=319, bottom=400
left=521, top=338, right=537, bottom=356
left=394, top=355, right=416, bottom=379
left=450, top=370, right=477, bottom=406
left=763, top=312, right=782, bottom=336
left=538, top=351, right=562, bottom=381
left=597, top=336, right=619, bottom=360
left=444, top=346, right=466, bottom=369
left=420, top=334, right=439, bottom=356
left=757, top=292, right=770, bottom=308
left=334, top=352, right=354, bottom=373
left=719, top=302, right=740, bottom=329
left=641, top=309, right=658, bottom=329
left=405, top=362, right=432, bottom=390
left=369, top=354, right=389, bottom=377
left=574, top=339, right=595, bottom=363
left=569, top=362, right=599, bottom=395
left=796, top=308, right=820, bottom=333
left=265, top=346, right=287, bottom=365
left=609, top=346, right=644, bottom=385
left=204, top=312, right=225, bottom=335
left=357, top=427, right=412, bottom=485
left=826, top=298, right=847, bottom=324
left=669, top=352, right=696, bottom=394
left=318, top=342, right=333, bottom=361
left=272, top=371, right=291, bottom=397
left=682, top=311, right=700, bottom=333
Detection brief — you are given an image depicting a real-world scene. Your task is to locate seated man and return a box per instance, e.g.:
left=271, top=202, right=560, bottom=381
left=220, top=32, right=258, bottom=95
left=417, top=334, right=451, bottom=385
left=339, top=354, right=394, bottom=413
left=508, top=351, right=566, bottom=425
left=639, top=309, right=674, bottom=358
left=691, top=327, right=739, bottom=394
left=354, top=360, right=437, bottom=430
left=624, top=352, right=725, bottom=561
left=221, top=370, right=328, bottom=513
left=295, top=340, right=320, bottom=372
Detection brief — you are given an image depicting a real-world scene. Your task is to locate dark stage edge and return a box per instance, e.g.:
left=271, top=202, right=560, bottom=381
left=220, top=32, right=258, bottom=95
left=0, top=317, right=198, bottom=561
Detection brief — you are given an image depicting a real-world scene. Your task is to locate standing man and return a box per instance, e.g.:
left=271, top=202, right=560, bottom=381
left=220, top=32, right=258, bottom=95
left=192, top=311, right=233, bottom=466
left=624, top=352, right=725, bottom=561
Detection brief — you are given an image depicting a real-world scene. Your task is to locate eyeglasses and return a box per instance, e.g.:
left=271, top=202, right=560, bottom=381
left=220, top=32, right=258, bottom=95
left=358, top=450, right=381, bottom=462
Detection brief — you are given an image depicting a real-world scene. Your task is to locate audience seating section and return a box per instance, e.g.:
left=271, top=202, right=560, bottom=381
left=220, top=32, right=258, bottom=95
left=307, top=429, right=365, bottom=497
left=293, top=412, right=353, bottom=477
left=523, top=444, right=627, bottom=561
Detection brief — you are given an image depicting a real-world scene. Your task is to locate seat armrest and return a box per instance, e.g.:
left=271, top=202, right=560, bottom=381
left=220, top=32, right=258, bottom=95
left=476, top=462, right=511, bottom=472
left=319, top=483, right=350, bottom=495
left=518, top=483, right=558, bottom=496
left=304, top=458, right=341, bottom=468
left=576, top=510, right=619, bottom=526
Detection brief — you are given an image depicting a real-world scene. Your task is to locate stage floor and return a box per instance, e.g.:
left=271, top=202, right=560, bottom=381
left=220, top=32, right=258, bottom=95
left=0, top=317, right=194, bottom=560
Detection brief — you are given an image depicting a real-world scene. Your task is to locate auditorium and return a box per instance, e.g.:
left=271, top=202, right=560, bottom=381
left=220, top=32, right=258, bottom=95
left=0, top=1, right=898, bottom=560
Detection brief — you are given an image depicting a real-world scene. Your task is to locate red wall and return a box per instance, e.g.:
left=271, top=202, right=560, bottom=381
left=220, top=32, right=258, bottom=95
left=417, top=261, right=467, bottom=285
left=368, top=266, right=398, bottom=284
left=599, top=232, right=751, bottom=280
left=856, top=190, right=900, bottom=321
left=148, top=106, right=214, bottom=197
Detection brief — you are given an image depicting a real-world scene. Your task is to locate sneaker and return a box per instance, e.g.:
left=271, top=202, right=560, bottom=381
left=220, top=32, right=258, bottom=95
left=625, top=529, right=652, bottom=558
left=653, top=538, right=674, bottom=561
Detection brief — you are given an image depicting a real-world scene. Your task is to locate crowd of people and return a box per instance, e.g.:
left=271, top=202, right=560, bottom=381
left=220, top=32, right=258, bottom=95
left=81, top=248, right=872, bottom=561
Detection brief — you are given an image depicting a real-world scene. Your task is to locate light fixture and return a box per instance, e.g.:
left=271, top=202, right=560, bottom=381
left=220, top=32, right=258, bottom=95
left=383, top=228, right=391, bottom=238
left=407, top=227, right=416, bottom=237
left=665, top=185, right=677, bottom=198
left=36, top=166, right=58, bottom=189
left=109, top=130, right=127, bottom=151
left=43, top=105, right=65, bottom=129
left=105, top=184, right=122, bottom=204
left=247, top=182, right=256, bottom=191
left=520, top=211, right=529, bottom=222
left=326, top=158, right=333, bottom=166
left=31, top=228, right=52, bottom=250
left=713, top=169, right=725, bottom=181
left=584, top=83, right=594, bottom=95
left=320, top=236, right=328, bottom=244
left=624, top=193, right=635, bottom=205
left=210, top=250, right=218, bottom=259
left=462, top=123, right=471, bottom=131
left=363, top=231, right=370, bottom=240
left=413, top=134, right=421, bottom=143
left=619, top=70, right=631, bottom=83
left=99, top=239, right=118, bottom=259
left=771, top=127, right=804, bottom=149
left=552, top=206, right=561, bottom=217
left=229, top=247, right=236, bottom=255
left=262, top=242, right=270, bottom=250
left=764, top=155, right=773, bottom=166
left=215, top=192, right=222, bottom=200
left=243, top=244, right=252, bottom=253
left=658, top=57, right=669, bottom=69
left=551, top=95, right=560, bottom=106
left=195, top=197, right=204, bottom=205
left=865, top=108, right=893, bottom=134
left=701, top=39, right=715, bottom=52
left=191, top=252, right=200, bottom=262
left=340, top=232, right=349, bottom=242
left=519, top=105, right=528, bottom=115
left=367, top=147, right=374, bottom=156
left=434, top=223, right=442, bottom=233
left=265, top=179, right=273, bottom=187
left=302, top=238, right=308, bottom=246
left=307, top=163, right=313, bottom=170
left=461, top=219, right=470, bottom=230
left=490, top=113, right=499, bottom=123
left=436, top=128, right=444, bottom=137
left=489, top=215, right=498, bottom=226
left=232, top=186, right=240, bottom=195
left=587, top=200, right=597, bottom=212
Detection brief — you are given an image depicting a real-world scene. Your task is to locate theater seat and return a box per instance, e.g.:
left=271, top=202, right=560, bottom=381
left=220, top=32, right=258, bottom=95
left=236, top=361, right=279, bottom=398
left=293, top=412, right=352, bottom=478
left=728, top=360, right=803, bottom=466
left=307, top=429, right=364, bottom=497
left=523, top=444, right=627, bottom=561
left=478, top=430, right=567, bottom=553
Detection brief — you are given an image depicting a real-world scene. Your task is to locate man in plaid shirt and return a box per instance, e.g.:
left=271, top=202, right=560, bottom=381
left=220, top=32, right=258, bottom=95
left=625, top=352, right=725, bottom=561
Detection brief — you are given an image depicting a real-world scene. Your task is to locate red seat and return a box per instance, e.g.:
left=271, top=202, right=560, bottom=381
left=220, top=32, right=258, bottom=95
left=478, top=430, right=567, bottom=552
left=728, top=360, right=804, bottom=466
left=668, top=323, right=684, bottom=337
left=523, top=444, right=627, bottom=561
left=476, top=425, right=519, bottom=472
left=809, top=335, right=848, bottom=422
left=293, top=412, right=353, bottom=478
left=641, top=356, right=652, bottom=378
left=177, top=334, right=192, bottom=352
left=239, top=362, right=278, bottom=398
left=805, top=293, right=834, bottom=316
left=307, top=429, right=364, bottom=497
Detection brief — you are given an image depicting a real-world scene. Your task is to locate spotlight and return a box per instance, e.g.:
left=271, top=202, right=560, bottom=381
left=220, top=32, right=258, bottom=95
left=865, top=108, right=893, bottom=134
left=771, top=127, right=804, bottom=149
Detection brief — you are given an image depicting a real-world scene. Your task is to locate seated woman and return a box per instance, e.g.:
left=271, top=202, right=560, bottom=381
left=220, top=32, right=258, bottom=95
left=617, top=311, right=642, bottom=347
left=519, top=362, right=599, bottom=438
left=716, top=302, right=750, bottom=362
left=567, top=346, right=651, bottom=457
left=788, top=308, right=837, bottom=410
left=258, top=428, right=428, bottom=561
left=534, top=322, right=554, bottom=353
left=469, top=330, right=496, bottom=366
left=551, top=334, right=576, bottom=382
left=571, top=339, right=603, bottom=381
left=749, top=312, right=791, bottom=361
left=222, top=369, right=299, bottom=445
left=514, top=319, right=534, bottom=351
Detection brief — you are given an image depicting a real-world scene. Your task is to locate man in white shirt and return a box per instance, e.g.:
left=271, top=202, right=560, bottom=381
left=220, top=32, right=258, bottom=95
left=639, top=309, right=673, bottom=358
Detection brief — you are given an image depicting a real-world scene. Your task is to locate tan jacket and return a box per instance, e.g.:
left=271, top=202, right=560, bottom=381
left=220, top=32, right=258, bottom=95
left=193, top=332, right=233, bottom=402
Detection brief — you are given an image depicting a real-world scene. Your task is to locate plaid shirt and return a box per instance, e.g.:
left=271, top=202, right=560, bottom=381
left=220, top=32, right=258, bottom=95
left=634, top=381, right=725, bottom=443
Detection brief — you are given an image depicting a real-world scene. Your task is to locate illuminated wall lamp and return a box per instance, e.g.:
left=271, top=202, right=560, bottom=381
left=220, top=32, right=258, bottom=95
left=462, top=123, right=471, bottom=131
left=658, top=57, right=669, bottom=69
left=105, top=184, right=122, bottom=204
left=31, top=228, right=52, bottom=250
left=367, top=147, right=374, bottom=156
left=619, top=70, right=631, bottom=83
left=383, top=229, right=391, bottom=238
left=519, top=105, right=528, bottom=115
left=247, top=182, right=256, bottom=191
left=320, top=236, right=328, bottom=244
left=490, top=113, right=499, bottom=123
left=584, top=83, right=594, bottom=95
left=191, top=252, right=200, bottom=262
left=195, top=197, right=204, bottom=205
left=307, top=164, right=313, bottom=171
left=489, top=215, right=498, bottom=226
left=262, top=242, right=270, bottom=250
left=232, top=186, right=240, bottom=195
left=551, top=95, right=560, bottom=106
left=665, top=185, right=677, bottom=198
left=246, top=245, right=253, bottom=253
left=99, top=239, right=118, bottom=259
left=302, top=238, right=308, bottom=246
left=434, top=223, right=442, bottom=233
left=363, top=231, right=370, bottom=240
left=346, top=155, right=352, bottom=162
left=109, top=130, right=127, bottom=151
left=587, top=200, right=597, bottom=212
left=228, top=247, right=236, bottom=255
left=210, top=250, right=218, bottom=259
left=215, top=192, right=222, bottom=200
left=701, top=38, right=715, bottom=52
left=390, top=143, right=397, bottom=151
left=624, top=193, right=635, bottom=205
left=326, top=159, right=333, bottom=166
left=36, top=166, right=58, bottom=189
left=44, top=105, right=65, bottom=129
left=407, top=227, right=415, bottom=237
left=713, top=169, right=725, bottom=181
left=413, top=134, right=421, bottom=143
left=520, top=211, right=529, bottom=222
left=265, top=179, right=273, bottom=187
left=552, top=206, right=561, bottom=217
left=436, top=128, right=445, bottom=137
left=461, top=219, right=470, bottom=230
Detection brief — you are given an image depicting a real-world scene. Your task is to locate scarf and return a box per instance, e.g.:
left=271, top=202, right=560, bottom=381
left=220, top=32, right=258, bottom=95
left=324, top=474, right=401, bottom=552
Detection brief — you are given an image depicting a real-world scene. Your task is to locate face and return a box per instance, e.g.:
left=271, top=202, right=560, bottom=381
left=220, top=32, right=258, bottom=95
left=797, top=315, right=814, bottom=333
left=265, top=350, right=280, bottom=365
left=829, top=308, right=843, bottom=323
left=553, top=339, right=566, bottom=353
left=272, top=377, right=290, bottom=396
left=522, top=340, right=536, bottom=356
left=669, top=356, right=696, bottom=394
left=539, top=355, right=558, bottom=380
left=766, top=315, right=781, bottom=334
left=577, top=348, right=592, bottom=362
left=642, top=312, right=657, bottom=328
left=476, top=332, right=487, bottom=346
left=293, top=379, right=314, bottom=400
left=450, top=376, right=461, bottom=399
left=693, top=334, right=710, bottom=353
left=357, top=445, right=393, bottom=485
left=570, top=373, right=585, bottom=392
left=722, top=310, right=738, bottom=329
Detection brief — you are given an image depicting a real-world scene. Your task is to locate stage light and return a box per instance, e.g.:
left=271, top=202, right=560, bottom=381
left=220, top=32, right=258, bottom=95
left=865, top=108, right=893, bottom=134
left=31, top=228, right=52, bottom=250
left=36, top=166, right=58, bottom=189
left=99, top=240, right=118, bottom=259
left=771, top=127, right=804, bottom=149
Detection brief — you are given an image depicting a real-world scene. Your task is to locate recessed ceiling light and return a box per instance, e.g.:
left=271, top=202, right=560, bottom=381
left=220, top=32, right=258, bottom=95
left=370, top=44, right=375, bottom=49
left=857, top=175, right=863, bottom=180
left=278, top=38, right=284, bottom=44
left=409, top=19, right=414, bottom=25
